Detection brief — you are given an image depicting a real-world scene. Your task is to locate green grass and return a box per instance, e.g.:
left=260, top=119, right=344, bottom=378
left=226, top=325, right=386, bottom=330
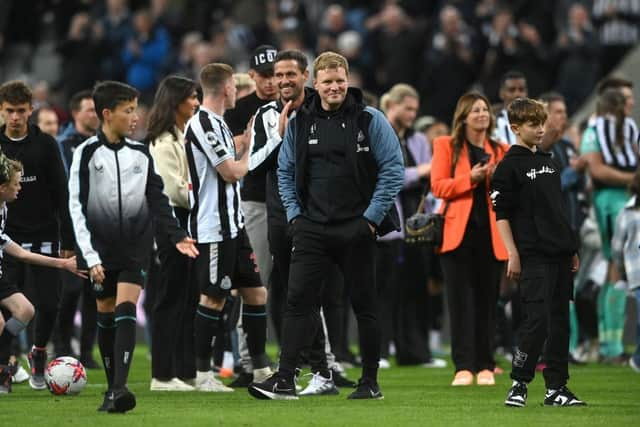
left=3, top=346, right=639, bottom=426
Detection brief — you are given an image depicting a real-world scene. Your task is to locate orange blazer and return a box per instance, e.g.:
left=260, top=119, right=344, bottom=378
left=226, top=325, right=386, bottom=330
left=430, top=135, right=508, bottom=260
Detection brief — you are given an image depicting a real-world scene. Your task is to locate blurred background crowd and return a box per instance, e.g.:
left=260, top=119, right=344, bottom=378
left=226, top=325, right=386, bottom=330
left=1, top=0, right=639, bottom=127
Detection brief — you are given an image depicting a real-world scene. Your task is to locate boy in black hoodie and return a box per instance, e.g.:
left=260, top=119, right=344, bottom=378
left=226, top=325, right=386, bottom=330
left=490, top=98, right=586, bottom=408
left=0, top=80, right=75, bottom=390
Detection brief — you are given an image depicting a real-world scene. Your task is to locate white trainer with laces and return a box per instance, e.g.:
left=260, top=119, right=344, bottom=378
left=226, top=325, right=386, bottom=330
left=12, top=365, right=29, bottom=384
left=150, top=377, right=196, bottom=391
left=195, top=371, right=234, bottom=392
left=299, top=372, right=339, bottom=396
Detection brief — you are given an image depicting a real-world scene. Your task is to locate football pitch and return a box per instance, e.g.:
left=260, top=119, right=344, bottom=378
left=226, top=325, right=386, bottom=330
left=3, top=346, right=639, bottom=426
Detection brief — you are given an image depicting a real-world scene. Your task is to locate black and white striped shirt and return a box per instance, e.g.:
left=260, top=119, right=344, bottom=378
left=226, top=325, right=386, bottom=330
left=184, top=107, right=244, bottom=243
left=0, top=203, right=12, bottom=278
left=494, top=109, right=516, bottom=145
left=594, top=116, right=639, bottom=171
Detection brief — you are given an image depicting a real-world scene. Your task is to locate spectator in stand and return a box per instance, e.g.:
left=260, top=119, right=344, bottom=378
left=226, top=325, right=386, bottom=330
left=369, top=4, right=424, bottom=93
left=592, top=0, right=640, bottom=78
left=431, top=92, right=508, bottom=386
left=122, top=9, right=171, bottom=103
left=554, top=3, right=599, bottom=115
left=93, top=0, right=133, bottom=81
left=512, top=18, right=552, bottom=98
left=57, top=12, right=102, bottom=102
left=478, top=7, right=519, bottom=101
left=421, top=5, right=476, bottom=125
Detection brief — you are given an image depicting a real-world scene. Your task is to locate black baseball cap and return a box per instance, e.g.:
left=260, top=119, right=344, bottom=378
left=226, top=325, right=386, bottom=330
left=251, top=45, right=278, bottom=75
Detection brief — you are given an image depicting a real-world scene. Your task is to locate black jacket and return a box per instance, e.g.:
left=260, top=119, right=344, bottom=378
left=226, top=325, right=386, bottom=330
left=0, top=125, right=75, bottom=249
left=287, top=88, right=401, bottom=235
left=490, top=145, right=577, bottom=258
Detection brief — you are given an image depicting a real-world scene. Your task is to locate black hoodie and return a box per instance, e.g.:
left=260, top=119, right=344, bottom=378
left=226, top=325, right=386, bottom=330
left=490, top=145, right=577, bottom=258
left=0, top=125, right=75, bottom=250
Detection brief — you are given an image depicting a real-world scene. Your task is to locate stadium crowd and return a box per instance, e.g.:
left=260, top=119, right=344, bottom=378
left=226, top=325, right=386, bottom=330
left=0, top=0, right=639, bottom=411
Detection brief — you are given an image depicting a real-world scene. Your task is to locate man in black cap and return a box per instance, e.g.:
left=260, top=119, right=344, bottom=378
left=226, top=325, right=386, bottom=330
left=224, top=45, right=278, bottom=386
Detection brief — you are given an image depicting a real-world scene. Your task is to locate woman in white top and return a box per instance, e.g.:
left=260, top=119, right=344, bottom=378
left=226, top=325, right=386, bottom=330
left=146, top=76, right=200, bottom=391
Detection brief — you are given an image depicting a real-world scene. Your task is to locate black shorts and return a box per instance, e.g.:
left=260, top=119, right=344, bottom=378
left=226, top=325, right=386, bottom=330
left=193, top=229, right=262, bottom=298
left=2, top=252, right=60, bottom=311
left=93, top=269, right=145, bottom=300
left=0, top=277, right=20, bottom=301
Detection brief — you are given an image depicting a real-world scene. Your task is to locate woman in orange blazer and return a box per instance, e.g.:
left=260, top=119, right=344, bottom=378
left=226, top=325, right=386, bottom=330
left=431, top=92, right=508, bottom=387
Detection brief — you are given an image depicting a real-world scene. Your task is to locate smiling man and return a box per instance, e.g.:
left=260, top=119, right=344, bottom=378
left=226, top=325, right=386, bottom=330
left=248, top=51, right=404, bottom=401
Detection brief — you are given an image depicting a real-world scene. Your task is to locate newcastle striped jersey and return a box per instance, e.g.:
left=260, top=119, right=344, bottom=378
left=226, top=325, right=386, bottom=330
left=494, top=109, right=516, bottom=145
left=184, top=107, right=244, bottom=243
left=593, top=116, right=639, bottom=171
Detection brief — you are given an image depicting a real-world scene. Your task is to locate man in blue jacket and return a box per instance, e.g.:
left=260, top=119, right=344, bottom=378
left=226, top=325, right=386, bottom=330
left=249, top=51, right=403, bottom=401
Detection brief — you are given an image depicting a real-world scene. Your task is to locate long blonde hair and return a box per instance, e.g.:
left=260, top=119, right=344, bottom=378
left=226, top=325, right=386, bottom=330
left=450, top=92, right=498, bottom=167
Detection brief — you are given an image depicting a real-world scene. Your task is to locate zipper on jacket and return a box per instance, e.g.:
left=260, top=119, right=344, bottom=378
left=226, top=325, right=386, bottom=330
left=114, top=150, right=123, bottom=237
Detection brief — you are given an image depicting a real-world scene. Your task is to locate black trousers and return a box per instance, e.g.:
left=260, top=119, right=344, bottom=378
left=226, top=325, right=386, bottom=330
left=54, top=273, right=97, bottom=359
left=279, top=217, right=379, bottom=379
left=511, top=257, right=572, bottom=389
left=440, top=226, right=502, bottom=373
left=150, top=209, right=198, bottom=380
left=375, top=240, right=399, bottom=359
left=268, top=219, right=341, bottom=372
left=394, top=242, right=432, bottom=365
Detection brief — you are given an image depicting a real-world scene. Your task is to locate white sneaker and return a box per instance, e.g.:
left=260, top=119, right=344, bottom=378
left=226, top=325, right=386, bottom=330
left=253, top=367, right=273, bottom=383
left=378, top=358, right=391, bottom=369
left=422, top=358, right=447, bottom=368
left=299, top=372, right=339, bottom=396
left=11, top=365, right=29, bottom=384
left=195, top=371, right=234, bottom=392
left=150, top=377, right=196, bottom=391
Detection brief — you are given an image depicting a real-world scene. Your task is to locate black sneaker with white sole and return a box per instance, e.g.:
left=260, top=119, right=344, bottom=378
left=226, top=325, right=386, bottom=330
left=347, top=378, right=383, bottom=400
left=248, top=373, right=298, bottom=400
left=505, top=381, right=528, bottom=407
left=544, top=386, right=586, bottom=407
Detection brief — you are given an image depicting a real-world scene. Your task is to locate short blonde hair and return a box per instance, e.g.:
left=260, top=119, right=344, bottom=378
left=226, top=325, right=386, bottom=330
left=233, top=73, right=255, bottom=92
left=381, top=83, right=419, bottom=112
left=313, top=51, right=349, bottom=78
left=200, top=63, right=234, bottom=95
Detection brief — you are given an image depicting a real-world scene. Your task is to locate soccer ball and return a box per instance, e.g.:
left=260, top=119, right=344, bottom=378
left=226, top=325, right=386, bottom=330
left=45, top=356, right=87, bottom=395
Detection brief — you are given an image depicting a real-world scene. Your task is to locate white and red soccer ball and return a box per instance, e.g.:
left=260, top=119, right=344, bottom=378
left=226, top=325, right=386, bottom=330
left=45, top=356, right=87, bottom=395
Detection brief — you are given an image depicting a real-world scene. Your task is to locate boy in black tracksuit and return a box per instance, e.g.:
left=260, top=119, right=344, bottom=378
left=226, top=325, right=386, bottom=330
left=490, top=98, right=586, bottom=408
